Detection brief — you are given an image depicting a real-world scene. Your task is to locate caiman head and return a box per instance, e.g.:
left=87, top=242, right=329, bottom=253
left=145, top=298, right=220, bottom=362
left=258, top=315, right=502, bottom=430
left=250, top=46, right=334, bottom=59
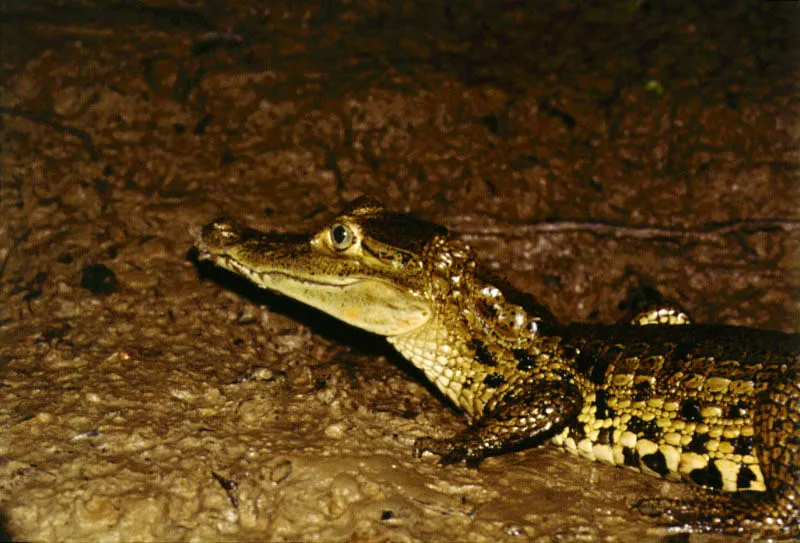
left=194, top=196, right=451, bottom=336
left=195, top=196, right=553, bottom=414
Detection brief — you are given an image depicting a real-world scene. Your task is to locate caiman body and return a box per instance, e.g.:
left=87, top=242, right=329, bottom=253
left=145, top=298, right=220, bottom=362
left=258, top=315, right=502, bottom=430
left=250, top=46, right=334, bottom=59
left=195, top=197, right=799, bottom=538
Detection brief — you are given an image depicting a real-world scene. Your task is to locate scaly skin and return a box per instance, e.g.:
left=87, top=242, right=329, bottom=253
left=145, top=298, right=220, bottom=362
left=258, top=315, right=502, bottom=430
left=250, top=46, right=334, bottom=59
left=195, top=196, right=799, bottom=538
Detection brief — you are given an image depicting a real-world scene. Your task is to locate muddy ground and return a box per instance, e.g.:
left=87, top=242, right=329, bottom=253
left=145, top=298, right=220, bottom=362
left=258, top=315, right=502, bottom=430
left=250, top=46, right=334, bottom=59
left=0, top=1, right=798, bottom=542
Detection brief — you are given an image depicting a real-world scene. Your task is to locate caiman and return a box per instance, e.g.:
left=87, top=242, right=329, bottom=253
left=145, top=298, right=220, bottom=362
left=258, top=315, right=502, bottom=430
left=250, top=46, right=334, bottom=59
left=194, top=196, right=799, bottom=538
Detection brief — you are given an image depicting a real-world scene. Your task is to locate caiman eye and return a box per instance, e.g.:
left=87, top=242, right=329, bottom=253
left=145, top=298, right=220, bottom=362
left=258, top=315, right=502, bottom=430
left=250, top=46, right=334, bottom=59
left=330, top=223, right=355, bottom=250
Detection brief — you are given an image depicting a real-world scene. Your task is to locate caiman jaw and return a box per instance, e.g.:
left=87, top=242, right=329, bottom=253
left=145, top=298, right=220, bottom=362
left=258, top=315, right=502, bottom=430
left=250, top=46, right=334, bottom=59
left=194, top=213, right=433, bottom=337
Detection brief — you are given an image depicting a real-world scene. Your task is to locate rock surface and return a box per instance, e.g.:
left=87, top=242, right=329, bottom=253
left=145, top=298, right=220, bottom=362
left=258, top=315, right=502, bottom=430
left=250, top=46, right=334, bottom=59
left=0, top=2, right=797, bottom=541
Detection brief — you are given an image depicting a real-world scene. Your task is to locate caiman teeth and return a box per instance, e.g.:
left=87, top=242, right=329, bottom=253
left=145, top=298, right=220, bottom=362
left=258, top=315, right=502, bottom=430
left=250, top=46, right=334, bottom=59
left=210, top=254, right=360, bottom=288
left=255, top=270, right=361, bottom=288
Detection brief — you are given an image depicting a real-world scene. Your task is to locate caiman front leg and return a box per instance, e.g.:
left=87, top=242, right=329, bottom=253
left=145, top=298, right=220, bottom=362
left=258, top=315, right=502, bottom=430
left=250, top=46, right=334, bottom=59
left=414, top=379, right=583, bottom=467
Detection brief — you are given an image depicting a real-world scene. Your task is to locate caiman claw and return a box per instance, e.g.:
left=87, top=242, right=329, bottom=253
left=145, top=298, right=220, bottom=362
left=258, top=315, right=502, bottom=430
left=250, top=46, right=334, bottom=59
left=413, top=436, right=487, bottom=468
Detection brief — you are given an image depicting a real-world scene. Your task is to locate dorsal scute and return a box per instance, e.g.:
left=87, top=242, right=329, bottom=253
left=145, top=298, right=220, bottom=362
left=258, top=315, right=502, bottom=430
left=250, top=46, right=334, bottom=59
left=423, top=236, right=546, bottom=348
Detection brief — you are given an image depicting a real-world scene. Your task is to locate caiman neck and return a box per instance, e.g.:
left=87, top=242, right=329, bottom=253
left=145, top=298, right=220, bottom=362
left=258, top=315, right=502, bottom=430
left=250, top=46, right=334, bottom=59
left=388, top=234, right=553, bottom=418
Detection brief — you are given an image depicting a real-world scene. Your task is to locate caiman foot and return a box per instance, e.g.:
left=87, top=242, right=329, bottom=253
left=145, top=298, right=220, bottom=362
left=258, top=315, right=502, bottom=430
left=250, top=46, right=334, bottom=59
left=412, top=380, right=583, bottom=469
left=413, top=436, right=487, bottom=467
left=634, top=492, right=799, bottom=539
left=634, top=496, right=746, bottom=535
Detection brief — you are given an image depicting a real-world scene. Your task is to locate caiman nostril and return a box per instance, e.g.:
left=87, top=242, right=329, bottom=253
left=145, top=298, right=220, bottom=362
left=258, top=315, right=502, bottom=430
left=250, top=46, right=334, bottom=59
left=196, top=217, right=252, bottom=250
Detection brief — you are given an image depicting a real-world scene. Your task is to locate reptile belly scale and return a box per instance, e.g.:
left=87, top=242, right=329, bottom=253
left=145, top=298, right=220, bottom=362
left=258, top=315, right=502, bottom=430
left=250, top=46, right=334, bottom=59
left=195, top=196, right=799, bottom=538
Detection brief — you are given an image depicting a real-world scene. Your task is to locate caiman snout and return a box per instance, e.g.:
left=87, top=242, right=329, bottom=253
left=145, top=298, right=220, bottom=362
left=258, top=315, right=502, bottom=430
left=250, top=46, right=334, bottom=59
left=196, top=217, right=256, bottom=255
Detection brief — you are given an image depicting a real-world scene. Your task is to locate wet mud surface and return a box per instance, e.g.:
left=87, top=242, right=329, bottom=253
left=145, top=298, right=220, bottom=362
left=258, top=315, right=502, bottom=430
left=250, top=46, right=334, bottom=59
left=1, top=1, right=798, bottom=541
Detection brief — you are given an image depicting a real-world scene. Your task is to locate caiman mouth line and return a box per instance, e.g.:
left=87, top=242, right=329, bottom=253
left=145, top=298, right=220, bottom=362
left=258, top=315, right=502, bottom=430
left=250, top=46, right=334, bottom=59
left=206, top=252, right=361, bottom=289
